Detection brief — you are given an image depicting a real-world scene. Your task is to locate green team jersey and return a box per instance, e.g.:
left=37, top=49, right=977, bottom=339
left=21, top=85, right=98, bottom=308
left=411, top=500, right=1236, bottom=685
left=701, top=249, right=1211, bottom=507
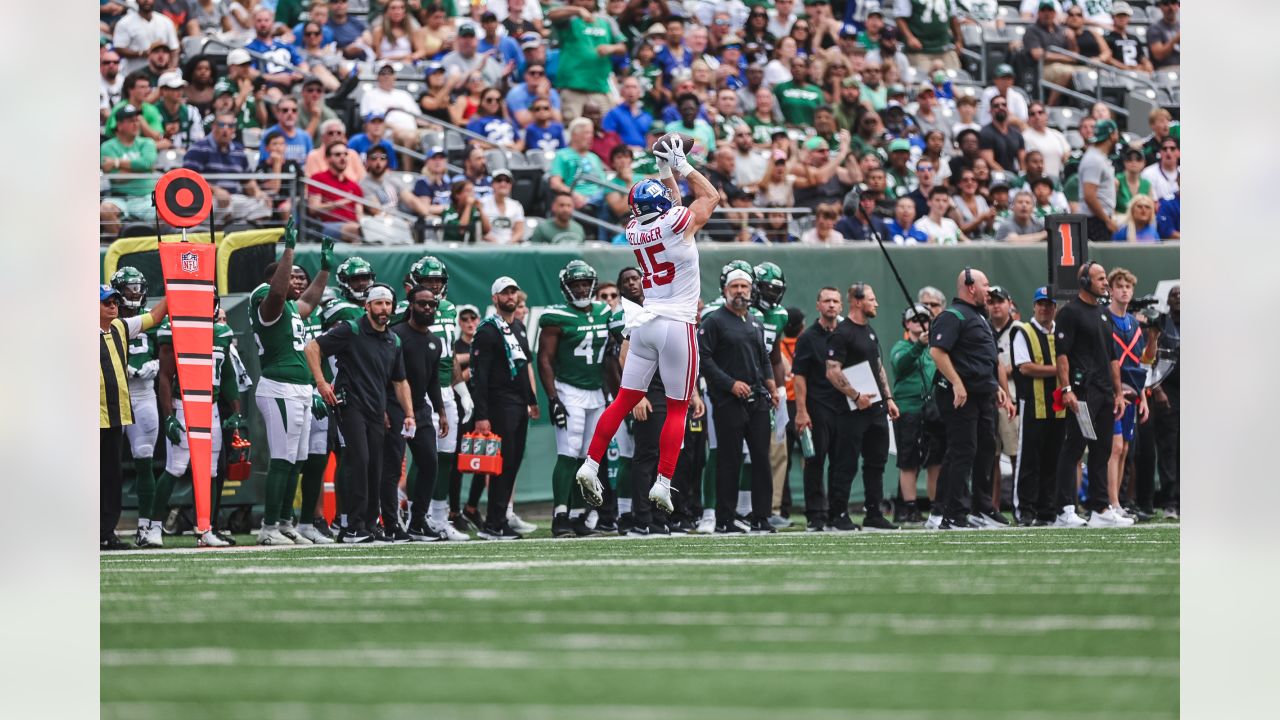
left=249, top=283, right=311, bottom=385
left=772, top=80, right=824, bottom=126
left=157, top=319, right=238, bottom=402
left=126, top=324, right=159, bottom=373
left=905, top=0, right=957, bottom=54
left=755, top=304, right=788, bottom=356
left=745, top=115, right=785, bottom=146
left=538, top=301, right=622, bottom=391
left=431, top=298, right=459, bottom=388
left=317, top=297, right=364, bottom=382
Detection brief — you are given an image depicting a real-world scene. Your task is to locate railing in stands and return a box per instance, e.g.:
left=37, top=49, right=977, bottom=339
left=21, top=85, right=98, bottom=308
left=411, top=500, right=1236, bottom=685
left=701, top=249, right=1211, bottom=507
left=99, top=172, right=298, bottom=244
left=1038, top=45, right=1167, bottom=117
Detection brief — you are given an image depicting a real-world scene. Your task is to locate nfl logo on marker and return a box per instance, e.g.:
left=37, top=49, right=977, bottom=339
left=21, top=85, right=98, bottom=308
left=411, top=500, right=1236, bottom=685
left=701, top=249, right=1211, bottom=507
left=181, top=251, right=199, bottom=274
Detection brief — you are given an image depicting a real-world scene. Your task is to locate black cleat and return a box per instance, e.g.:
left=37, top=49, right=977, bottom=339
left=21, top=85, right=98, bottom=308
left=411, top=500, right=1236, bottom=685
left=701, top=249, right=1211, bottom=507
left=552, top=513, right=575, bottom=538
left=648, top=521, right=671, bottom=535
left=940, top=515, right=978, bottom=530
left=669, top=516, right=694, bottom=534
left=388, top=527, right=413, bottom=544
left=616, top=512, right=634, bottom=535
left=715, top=521, right=747, bottom=534
left=461, top=505, right=483, bottom=531
left=805, top=518, right=827, bottom=532
left=338, top=527, right=373, bottom=544
left=978, top=510, right=1011, bottom=527
left=406, top=520, right=438, bottom=542
left=595, top=519, right=619, bottom=533
left=749, top=517, right=776, bottom=534
left=571, top=515, right=603, bottom=537
left=101, top=535, right=132, bottom=551
left=477, top=523, right=522, bottom=540
left=862, top=513, right=899, bottom=531
left=825, top=513, right=860, bottom=533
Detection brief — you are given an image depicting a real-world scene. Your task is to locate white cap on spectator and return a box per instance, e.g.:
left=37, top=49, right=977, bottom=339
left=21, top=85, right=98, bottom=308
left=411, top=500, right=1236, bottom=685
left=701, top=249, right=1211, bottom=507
left=491, top=276, right=520, bottom=295
left=1111, top=1, right=1133, bottom=15
left=227, top=48, right=252, bottom=66
left=158, top=71, right=187, bottom=89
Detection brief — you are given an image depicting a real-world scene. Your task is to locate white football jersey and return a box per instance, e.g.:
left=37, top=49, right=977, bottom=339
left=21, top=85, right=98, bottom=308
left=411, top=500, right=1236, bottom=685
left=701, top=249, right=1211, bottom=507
left=624, top=206, right=700, bottom=324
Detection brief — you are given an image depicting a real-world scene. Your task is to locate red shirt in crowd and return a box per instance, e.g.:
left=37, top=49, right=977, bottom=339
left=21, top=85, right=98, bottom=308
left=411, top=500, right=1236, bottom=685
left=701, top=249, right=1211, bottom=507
left=309, top=170, right=363, bottom=223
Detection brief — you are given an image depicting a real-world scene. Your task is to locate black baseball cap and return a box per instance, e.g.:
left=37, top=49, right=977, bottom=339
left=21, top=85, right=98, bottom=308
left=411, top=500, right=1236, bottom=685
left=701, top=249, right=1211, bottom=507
left=988, top=286, right=1011, bottom=301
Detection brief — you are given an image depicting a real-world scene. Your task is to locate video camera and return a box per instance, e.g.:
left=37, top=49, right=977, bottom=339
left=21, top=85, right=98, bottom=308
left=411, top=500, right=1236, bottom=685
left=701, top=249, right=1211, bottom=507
left=1130, top=294, right=1164, bottom=328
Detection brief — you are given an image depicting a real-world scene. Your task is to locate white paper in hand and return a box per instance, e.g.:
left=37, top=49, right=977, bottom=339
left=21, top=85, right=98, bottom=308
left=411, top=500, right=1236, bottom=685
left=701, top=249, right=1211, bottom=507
left=1074, top=401, right=1097, bottom=440
left=842, top=362, right=880, bottom=410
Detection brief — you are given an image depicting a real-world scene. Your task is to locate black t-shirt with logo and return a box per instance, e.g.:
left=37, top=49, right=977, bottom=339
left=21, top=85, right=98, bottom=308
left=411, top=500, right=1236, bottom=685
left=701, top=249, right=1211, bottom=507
left=1054, top=296, right=1117, bottom=398
left=792, top=319, right=843, bottom=413
left=929, top=299, right=999, bottom=395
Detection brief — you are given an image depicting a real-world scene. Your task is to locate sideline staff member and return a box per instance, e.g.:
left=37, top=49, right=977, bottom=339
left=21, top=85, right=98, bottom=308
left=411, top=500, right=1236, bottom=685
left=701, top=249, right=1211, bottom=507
left=928, top=268, right=1010, bottom=529
left=792, top=287, right=844, bottom=532
left=824, top=283, right=900, bottom=531
left=306, top=283, right=416, bottom=544
left=101, top=284, right=167, bottom=550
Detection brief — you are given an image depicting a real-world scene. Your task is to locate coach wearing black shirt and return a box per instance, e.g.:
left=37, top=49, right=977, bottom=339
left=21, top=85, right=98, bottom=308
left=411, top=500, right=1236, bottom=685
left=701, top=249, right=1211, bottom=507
left=306, top=284, right=414, bottom=543
left=699, top=269, right=779, bottom=533
left=929, top=268, right=1009, bottom=529
left=1054, top=262, right=1128, bottom=527
left=792, top=287, right=843, bottom=532
left=384, top=286, right=448, bottom=542
left=471, top=276, right=538, bottom=540
left=824, top=284, right=899, bottom=531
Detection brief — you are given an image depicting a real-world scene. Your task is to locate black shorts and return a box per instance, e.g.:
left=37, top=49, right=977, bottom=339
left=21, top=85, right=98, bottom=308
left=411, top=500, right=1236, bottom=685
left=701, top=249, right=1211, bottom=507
left=894, top=411, right=945, bottom=470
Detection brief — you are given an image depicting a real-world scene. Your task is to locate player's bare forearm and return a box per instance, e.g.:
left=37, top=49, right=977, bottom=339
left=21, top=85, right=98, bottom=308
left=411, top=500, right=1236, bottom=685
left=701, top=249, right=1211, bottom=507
left=793, top=375, right=808, bottom=411
left=930, top=348, right=963, bottom=388
left=298, top=268, right=330, bottom=317
left=394, top=379, right=414, bottom=418
left=878, top=365, right=893, bottom=400
left=1111, top=359, right=1123, bottom=396
left=304, top=341, right=326, bottom=385
left=683, top=168, right=720, bottom=235
left=261, top=247, right=294, bottom=323
left=148, top=297, right=168, bottom=326
left=536, top=327, right=560, bottom=402
left=1056, top=355, right=1071, bottom=390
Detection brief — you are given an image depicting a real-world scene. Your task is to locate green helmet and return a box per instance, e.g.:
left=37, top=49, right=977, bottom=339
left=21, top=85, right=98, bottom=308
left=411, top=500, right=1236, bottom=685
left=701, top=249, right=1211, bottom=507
left=719, top=259, right=754, bottom=290
left=559, top=259, right=598, bottom=309
left=409, top=255, right=449, bottom=299
left=336, top=257, right=376, bottom=304
left=753, top=262, right=786, bottom=309
left=110, top=266, right=148, bottom=312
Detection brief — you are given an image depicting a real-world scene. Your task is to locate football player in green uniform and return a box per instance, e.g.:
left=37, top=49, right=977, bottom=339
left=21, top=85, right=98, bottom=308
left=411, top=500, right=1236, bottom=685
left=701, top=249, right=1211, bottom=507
left=141, top=300, right=242, bottom=548
left=249, top=223, right=333, bottom=545
left=403, top=256, right=475, bottom=539
left=753, top=261, right=793, bottom=529
left=323, top=257, right=376, bottom=329
left=110, top=267, right=162, bottom=547
left=538, top=261, right=624, bottom=537
left=293, top=269, right=338, bottom=544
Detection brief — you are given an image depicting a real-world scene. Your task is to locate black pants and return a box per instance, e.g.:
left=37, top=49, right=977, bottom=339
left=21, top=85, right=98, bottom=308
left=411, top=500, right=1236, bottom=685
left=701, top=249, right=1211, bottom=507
left=782, top=399, right=797, bottom=515
left=1013, top=407, right=1066, bottom=521
left=1134, top=409, right=1157, bottom=511
left=383, top=404, right=438, bottom=525
left=335, top=405, right=387, bottom=530
left=1086, top=216, right=1111, bottom=245
left=630, top=402, right=666, bottom=525
left=1154, top=385, right=1180, bottom=510
left=484, top=403, right=529, bottom=527
left=830, top=407, right=890, bottom=518
left=101, top=426, right=124, bottom=542
left=712, top=397, right=772, bottom=521
left=672, top=420, right=705, bottom=519
left=801, top=401, right=840, bottom=524
left=1055, top=392, right=1113, bottom=513
left=936, top=387, right=997, bottom=520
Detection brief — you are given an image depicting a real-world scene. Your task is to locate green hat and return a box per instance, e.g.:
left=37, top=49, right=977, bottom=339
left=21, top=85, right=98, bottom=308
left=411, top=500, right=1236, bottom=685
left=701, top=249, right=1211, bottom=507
left=888, top=138, right=911, bottom=153
left=1091, top=118, right=1119, bottom=143
left=994, top=63, right=1015, bottom=79
left=803, top=136, right=830, bottom=151
left=888, top=83, right=907, bottom=95
left=214, top=78, right=234, bottom=96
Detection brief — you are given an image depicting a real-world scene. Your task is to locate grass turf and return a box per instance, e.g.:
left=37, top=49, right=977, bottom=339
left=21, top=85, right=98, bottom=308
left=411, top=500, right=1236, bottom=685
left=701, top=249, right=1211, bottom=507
left=101, top=523, right=1179, bottom=720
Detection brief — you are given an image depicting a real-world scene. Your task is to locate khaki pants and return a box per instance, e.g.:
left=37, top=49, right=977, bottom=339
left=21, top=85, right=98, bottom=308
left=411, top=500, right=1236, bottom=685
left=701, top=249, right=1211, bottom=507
left=769, top=431, right=788, bottom=514
left=560, top=89, right=614, bottom=124
left=1041, top=62, right=1078, bottom=87
left=907, top=50, right=960, bottom=73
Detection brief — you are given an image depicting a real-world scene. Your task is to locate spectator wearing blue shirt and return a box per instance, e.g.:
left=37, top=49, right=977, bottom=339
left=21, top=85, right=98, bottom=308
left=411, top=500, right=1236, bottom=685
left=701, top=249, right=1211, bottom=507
left=327, top=0, right=370, bottom=59
left=602, top=77, right=653, bottom=149
left=523, top=99, right=567, bottom=154
left=885, top=196, right=929, bottom=244
left=404, top=147, right=459, bottom=219
left=656, top=19, right=694, bottom=81
left=348, top=112, right=399, bottom=169
left=184, top=112, right=273, bottom=222
left=836, top=189, right=891, bottom=240
left=292, top=4, right=335, bottom=48
left=245, top=7, right=308, bottom=92
left=506, top=64, right=562, bottom=127
left=259, top=96, right=313, bottom=164
left=1157, top=191, right=1180, bottom=240
left=717, top=39, right=748, bottom=90
left=465, top=89, right=523, bottom=151
left=1111, top=194, right=1161, bottom=242
left=478, top=12, right=523, bottom=70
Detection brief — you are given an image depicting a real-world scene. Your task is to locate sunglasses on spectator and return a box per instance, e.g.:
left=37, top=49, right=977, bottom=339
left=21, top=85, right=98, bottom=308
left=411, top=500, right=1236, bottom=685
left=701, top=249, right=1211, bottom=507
left=278, top=107, right=298, bottom=114
left=713, top=18, right=730, bottom=26
left=483, top=96, right=501, bottom=104
left=532, top=105, right=550, bottom=111
left=305, top=30, right=322, bottom=36
left=493, top=176, right=512, bottom=183
left=325, top=129, right=344, bottom=135
left=527, top=69, right=545, bottom=76
left=215, top=121, right=235, bottom=128
left=102, top=59, right=120, bottom=65
left=1068, top=11, right=1083, bottom=16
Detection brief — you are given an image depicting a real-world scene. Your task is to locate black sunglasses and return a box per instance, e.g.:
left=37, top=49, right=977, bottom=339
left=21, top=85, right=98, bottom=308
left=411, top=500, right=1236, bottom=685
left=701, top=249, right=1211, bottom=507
left=412, top=299, right=439, bottom=308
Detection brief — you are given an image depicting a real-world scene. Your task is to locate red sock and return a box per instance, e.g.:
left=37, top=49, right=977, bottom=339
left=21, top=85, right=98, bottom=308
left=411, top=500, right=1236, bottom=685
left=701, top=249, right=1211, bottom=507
left=657, top=397, right=689, bottom=479
left=586, top=387, right=647, bottom=462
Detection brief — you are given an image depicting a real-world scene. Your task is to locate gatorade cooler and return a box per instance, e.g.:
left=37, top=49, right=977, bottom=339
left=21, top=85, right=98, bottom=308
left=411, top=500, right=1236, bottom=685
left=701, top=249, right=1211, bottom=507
left=458, top=432, right=503, bottom=475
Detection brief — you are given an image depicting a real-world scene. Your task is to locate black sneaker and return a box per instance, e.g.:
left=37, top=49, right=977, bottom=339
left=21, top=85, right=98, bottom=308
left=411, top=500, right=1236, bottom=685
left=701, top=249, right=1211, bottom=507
left=461, top=505, right=483, bottom=530
left=478, top=523, right=521, bottom=540
left=749, top=517, right=776, bottom=534
left=1016, top=513, right=1035, bottom=527
left=101, top=535, right=132, bottom=551
left=805, top=518, right=826, bottom=532
left=978, top=510, right=1011, bottom=527
left=714, top=521, right=747, bottom=534
left=388, top=527, right=413, bottom=544
left=1131, top=506, right=1155, bottom=522
left=648, top=521, right=671, bottom=535
left=893, top=501, right=915, bottom=526
left=1032, top=516, right=1054, bottom=527
left=571, top=515, right=603, bottom=537
left=626, top=524, right=650, bottom=537
left=940, top=515, right=978, bottom=530
left=310, top=517, right=335, bottom=540
left=616, top=512, right=635, bottom=535
left=596, top=518, right=619, bottom=533
left=406, top=520, right=438, bottom=542
left=214, top=529, right=238, bottom=546
left=338, top=527, right=373, bottom=544
left=862, top=513, right=899, bottom=531
left=368, top=526, right=393, bottom=544
left=669, top=516, right=694, bottom=534
left=551, top=513, right=574, bottom=538
left=825, top=513, right=860, bottom=533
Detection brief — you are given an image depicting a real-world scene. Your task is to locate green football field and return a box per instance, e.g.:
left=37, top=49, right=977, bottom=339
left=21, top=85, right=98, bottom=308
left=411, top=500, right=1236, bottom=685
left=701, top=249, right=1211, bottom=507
left=101, top=522, right=1179, bottom=720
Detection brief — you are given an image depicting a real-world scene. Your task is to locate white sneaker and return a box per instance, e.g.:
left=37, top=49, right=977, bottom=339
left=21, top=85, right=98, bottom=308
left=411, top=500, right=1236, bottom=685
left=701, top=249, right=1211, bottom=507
left=575, top=463, right=604, bottom=506
left=648, top=480, right=674, bottom=513
left=277, top=521, right=312, bottom=545
left=146, top=524, right=164, bottom=547
left=1053, top=506, right=1088, bottom=528
left=584, top=510, right=599, bottom=530
left=924, top=513, right=943, bottom=530
left=428, top=517, right=471, bottom=541
left=258, top=526, right=295, bottom=546
left=296, top=523, right=335, bottom=544
left=198, top=530, right=230, bottom=547
left=694, top=514, right=717, bottom=534
left=1111, top=504, right=1135, bottom=520
left=1088, top=508, right=1135, bottom=528
left=507, top=512, right=538, bottom=535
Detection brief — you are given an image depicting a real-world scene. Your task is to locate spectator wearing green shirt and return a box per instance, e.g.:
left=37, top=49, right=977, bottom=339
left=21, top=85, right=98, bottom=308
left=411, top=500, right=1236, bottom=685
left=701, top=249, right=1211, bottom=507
left=547, top=0, right=628, bottom=122
left=100, top=105, right=159, bottom=237
left=529, top=193, right=587, bottom=244
left=773, top=56, right=824, bottom=126
left=549, top=118, right=610, bottom=211
left=667, top=93, right=718, bottom=163
left=894, top=0, right=965, bottom=72
left=106, top=71, right=168, bottom=147
left=858, top=62, right=888, bottom=111
left=441, top=179, right=491, bottom=243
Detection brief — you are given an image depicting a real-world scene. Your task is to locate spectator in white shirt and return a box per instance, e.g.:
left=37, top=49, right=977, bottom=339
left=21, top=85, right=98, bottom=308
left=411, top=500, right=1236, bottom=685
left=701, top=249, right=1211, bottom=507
left=978, top=64, right=1028, bottom=128
left=481, top=169, right=527, bottom=244
left=112, top=0, right=180, bottom=75
left=359, top=61, right=423, bottom=148
left=101, top=50, right=125, bottom=127
left=730, top=124, right=768, bottom=190
left=1020, top=102, right=1071, bottom=178
left=1141, top=136, right=1180, bottom=199
left=914, top=187, right=968, bottom=244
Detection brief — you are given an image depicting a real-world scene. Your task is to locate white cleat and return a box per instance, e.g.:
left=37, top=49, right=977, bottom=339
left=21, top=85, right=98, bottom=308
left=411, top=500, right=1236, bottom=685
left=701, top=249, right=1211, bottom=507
left=277, top=522, right=312, bottom=545
left=575, top=464, right=604, bottom=507
left=1053, top=506, right=1088, bottom=528
left=428, top=518, right=471, bottom=541
left=924, top=513, right=944, bottom=530
left=1087, top=508, right=1135, bottom=528
left=507, top=513, right=538, bottom=535
left=296, top=523, right=335, bottom=544
left=258, top=526, right=295, bottom=546
left=136, top=524, right=164, bottom=548
left=694, top=515, right=717, bottom=534
left=198, top=530, right=230, bottom=547
left=648, top=481, right=674, bottom=513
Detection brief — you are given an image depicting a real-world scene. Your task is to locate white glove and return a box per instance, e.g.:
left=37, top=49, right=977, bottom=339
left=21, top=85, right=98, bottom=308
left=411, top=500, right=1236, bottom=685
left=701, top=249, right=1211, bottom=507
left=134, top=359, right=159, bottom=381
left=653, top=137, right=691, bottom=177
left=453, top=382, right=474, bottom=424
left=655, top=160, right=673, bottom=180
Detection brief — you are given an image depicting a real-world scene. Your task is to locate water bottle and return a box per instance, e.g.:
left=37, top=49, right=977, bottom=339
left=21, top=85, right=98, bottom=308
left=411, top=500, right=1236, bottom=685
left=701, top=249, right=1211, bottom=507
left=799, top=427, right=816, bottom=459
left=459, top=434, right=473, bottom=456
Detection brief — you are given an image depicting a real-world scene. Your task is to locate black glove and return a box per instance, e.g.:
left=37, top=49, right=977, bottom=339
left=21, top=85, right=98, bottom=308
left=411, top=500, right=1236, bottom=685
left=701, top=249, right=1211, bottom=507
left=549, top=397, right=569, bottom=429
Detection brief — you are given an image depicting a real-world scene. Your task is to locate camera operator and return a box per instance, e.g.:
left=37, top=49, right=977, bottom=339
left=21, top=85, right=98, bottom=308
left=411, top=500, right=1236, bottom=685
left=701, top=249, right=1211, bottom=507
left=305, top=283, right=415, bottom=543
left=699, top=268, right=779, bottom=534
left=792, top=287, right=844, bottom=532
left=1053, top=262, right=1131, bottom=528
left=1106, top=268, right=1149, bottom=521
left=1147, top=284, right=1179, bottom=517
left=928, top=268, right=1013, bottom=530
left=1009, top=288, right=1066, bottom=525
left=889, top=304, right=943, bottom=525
left=823, top=283, right=900, bottom=531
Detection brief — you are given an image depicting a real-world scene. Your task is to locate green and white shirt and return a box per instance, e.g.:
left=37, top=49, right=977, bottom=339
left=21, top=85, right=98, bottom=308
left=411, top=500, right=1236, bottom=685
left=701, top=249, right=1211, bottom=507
left=538, top=301, right=623, bottom=391
left=249, top=282, right=311, bottom=386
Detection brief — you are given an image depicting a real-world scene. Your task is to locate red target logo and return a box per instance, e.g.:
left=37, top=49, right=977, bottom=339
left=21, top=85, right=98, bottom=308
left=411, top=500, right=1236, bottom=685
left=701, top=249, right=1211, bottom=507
left=154, top=168, right=213, bottom=228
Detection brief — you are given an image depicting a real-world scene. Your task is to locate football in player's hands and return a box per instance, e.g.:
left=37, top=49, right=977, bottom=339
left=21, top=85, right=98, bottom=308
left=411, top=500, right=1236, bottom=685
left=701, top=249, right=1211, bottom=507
left=651, top=132, right=696, bottom=157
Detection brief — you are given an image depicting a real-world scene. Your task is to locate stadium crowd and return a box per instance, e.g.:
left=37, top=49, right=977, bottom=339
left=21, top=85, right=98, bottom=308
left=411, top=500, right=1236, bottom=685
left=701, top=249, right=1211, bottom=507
left=99, top=240, right=1180, bottom=547
left=99, top=0, right=1181, bottom=245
